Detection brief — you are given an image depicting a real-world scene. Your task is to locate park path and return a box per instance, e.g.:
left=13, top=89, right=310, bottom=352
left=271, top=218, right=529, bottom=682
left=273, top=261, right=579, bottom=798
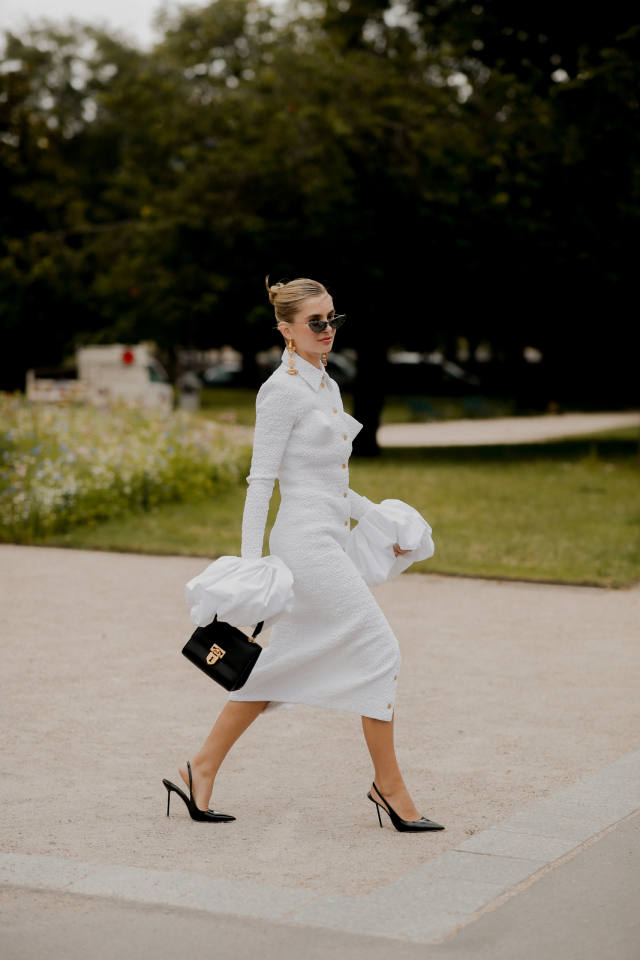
left=1, top=543, right=639, bottom=949
left=236, top=409, right=639, bottom=447
left=377, top=410, right=640, bottom=447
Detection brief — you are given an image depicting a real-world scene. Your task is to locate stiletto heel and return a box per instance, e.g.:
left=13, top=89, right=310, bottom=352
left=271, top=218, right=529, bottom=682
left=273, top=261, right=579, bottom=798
left=162, top=760, right=236, bottom=823
left=367, top=781, right=444, bottom=832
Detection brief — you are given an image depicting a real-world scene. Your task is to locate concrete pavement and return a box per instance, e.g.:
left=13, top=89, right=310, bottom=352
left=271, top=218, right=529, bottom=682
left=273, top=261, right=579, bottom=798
left=2, top=807, right=639, bottom=960
left=0, top=543, right=638, bottom=955
left=235, top=410, right=639, bottom=449
left=377, top=410, right=640, bottom=447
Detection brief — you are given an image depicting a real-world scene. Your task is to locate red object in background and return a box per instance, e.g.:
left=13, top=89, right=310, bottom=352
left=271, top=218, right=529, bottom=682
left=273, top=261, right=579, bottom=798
left=122, top=349, right=135, bottom=365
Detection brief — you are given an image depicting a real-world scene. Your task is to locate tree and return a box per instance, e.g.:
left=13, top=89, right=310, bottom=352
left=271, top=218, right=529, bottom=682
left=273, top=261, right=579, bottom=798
left=1, top=0, right=638, bottom=421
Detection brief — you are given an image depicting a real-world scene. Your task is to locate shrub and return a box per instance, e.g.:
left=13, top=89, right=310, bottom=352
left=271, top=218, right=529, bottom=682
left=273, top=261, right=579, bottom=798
left=0, top=394, right=252, bottom=542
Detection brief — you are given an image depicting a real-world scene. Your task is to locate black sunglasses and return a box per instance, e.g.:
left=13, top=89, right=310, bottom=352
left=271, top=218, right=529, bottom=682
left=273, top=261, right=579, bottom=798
left=274, top=314, right=347, bottom=335
left=304, top=314, right=347, bottom=334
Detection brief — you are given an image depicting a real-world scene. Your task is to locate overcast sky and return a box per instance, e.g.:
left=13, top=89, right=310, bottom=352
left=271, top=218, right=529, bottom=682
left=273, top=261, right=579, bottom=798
left=1, top=0, right=188, bottom=49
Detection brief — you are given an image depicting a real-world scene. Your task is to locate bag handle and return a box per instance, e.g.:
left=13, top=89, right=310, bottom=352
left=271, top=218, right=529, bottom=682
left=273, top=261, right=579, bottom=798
left=213, top=613, right=264, bottom=639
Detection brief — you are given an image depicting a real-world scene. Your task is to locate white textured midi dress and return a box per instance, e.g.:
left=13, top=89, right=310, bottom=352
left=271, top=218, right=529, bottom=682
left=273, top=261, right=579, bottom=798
left=225, top=346, right=407, bottom=721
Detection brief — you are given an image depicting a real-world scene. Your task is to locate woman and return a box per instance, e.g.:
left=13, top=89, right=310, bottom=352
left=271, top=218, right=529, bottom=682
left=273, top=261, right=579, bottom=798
left=163, top=277, right=444, bottom=832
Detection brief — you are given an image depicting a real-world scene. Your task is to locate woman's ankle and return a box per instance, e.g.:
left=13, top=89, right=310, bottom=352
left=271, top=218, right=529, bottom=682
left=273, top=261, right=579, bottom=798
left=188, top=756, right=218, bottom=780
left=373, top=773, right=405, bottom=795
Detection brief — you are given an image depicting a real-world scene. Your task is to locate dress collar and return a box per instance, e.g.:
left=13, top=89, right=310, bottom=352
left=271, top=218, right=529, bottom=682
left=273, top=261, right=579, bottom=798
left=280, top=346, right=327, bottom=392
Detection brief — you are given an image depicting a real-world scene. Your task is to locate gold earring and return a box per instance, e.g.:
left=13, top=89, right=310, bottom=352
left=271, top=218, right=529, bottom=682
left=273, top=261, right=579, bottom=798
left=286, top=337, right=298, bottom=375
left=321, top=352, right=328, bottom=366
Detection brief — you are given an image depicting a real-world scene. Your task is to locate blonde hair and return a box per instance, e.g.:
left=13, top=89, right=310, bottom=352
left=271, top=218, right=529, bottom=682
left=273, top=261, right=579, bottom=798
left=265, top=275, right=327, bottom=327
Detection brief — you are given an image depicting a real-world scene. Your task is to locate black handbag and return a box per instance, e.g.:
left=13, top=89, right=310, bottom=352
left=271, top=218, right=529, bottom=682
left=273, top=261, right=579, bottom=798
left=181, top=614, right=264, bottom=691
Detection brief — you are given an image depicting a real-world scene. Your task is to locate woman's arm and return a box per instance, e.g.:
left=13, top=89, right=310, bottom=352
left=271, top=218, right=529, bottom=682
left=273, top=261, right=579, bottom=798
left=240, top=379, right=298, bottom=560
left=348, top=487, right=376, bottom=521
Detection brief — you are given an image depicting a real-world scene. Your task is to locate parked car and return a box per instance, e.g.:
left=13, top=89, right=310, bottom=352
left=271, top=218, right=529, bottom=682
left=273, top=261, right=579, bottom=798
left=201, top=361, right=244, bottom=386
left=386, top=353, right=481, bottom=395
left=201, top=350, right=357, bottom=389
left=262, top=350, right=357, bottom=388
left=26, top=343, right=173, bottom=412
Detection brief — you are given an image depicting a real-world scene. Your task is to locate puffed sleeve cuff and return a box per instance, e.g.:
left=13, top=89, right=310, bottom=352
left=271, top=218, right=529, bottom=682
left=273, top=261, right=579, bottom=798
left=345, top=498, right=435, bottom=586
left=185, top=554, right=295, bottom=630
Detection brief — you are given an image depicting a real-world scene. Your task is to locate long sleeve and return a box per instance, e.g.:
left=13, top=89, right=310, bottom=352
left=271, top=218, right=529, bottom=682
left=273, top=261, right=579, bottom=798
left=348, top=487, right=376, bottom=522
left=241, top=380, right=298, bottom=560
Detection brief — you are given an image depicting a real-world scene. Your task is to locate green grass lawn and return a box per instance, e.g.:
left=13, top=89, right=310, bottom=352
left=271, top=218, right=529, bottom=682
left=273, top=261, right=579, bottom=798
left=199, top=386, right=638, bottom=426
left=197, top=388, right=516, bottom=424
left=33, top=429, right=640, bottom=588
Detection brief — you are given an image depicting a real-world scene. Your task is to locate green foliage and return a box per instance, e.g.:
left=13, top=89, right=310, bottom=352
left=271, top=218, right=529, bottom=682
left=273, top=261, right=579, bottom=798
left=29, top=431, right=640, bottom=587
left=1, top=0, right=638, bottom=405
left=0, top=393, right=251, bottom=541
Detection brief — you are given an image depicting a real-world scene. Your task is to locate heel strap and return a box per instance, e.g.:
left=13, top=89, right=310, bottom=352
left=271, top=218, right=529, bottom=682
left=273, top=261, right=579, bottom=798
left=187, top=760, right=193, bottom=800
left=372, top=781, right=392, bottom=814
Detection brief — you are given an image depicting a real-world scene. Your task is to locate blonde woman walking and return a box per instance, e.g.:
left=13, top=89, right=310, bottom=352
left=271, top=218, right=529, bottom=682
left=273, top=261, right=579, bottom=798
left=163, top=277, right=443, bottom=832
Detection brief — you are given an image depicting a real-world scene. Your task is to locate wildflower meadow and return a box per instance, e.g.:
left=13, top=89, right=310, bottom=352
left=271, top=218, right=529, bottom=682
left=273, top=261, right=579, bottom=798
left=0, top=394, right=251, bottom=542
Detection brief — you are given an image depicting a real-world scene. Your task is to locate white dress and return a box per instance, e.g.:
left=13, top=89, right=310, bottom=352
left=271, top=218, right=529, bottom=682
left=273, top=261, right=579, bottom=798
left=219, top=346, right=432, bottom=721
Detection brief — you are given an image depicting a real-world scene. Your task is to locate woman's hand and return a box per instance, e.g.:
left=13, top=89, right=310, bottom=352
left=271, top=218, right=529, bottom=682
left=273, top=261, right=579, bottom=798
left=393, top=543, right=411, bottom=557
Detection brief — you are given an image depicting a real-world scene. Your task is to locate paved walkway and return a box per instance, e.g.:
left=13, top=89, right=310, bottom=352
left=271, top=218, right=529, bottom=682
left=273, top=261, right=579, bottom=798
left=3, top=809, right=639, bottom=960
left=0, top=544, right=638, bottom=955
left=377, top=410, right=640, bottom=447
left=237, top=409, right=639, bottom=448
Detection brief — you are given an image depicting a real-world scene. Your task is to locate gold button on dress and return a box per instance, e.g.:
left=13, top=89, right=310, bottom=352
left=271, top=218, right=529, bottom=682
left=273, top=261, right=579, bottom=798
left=229, top=346, right=401, bottom=722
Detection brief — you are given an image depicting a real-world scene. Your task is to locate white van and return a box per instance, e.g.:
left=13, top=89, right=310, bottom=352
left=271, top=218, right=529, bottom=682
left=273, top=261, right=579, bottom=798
left=26, top=342, right=173, bottom=413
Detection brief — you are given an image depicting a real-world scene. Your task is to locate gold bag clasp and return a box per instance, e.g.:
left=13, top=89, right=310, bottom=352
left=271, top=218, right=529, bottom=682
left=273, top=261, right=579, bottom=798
left=206, top=643, right=226, bottom=665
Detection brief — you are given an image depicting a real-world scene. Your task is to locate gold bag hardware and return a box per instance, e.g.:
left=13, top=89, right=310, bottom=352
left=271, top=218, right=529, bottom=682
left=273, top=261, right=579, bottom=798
left=206, top=643, right=226, bottom=665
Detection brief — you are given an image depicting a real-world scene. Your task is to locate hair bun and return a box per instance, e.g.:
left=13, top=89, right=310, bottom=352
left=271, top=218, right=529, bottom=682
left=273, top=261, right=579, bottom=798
left=265, top=275, right=285, bottom=305
left=264, top=275, right=326, bottom=325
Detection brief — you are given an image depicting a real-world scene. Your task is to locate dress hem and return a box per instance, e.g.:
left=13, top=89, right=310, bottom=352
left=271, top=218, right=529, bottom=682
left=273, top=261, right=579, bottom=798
left=227, top=692, right=395, bottom=722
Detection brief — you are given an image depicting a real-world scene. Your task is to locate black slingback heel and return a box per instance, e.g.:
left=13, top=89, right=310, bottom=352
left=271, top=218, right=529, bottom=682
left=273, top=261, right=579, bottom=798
left=162, top=760, right=236, bottom=822
left=367, top=781, right=444, bottom=832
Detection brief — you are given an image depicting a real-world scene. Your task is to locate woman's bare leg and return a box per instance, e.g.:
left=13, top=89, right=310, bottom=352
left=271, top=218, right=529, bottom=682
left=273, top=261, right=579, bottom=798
left=361, top=711, right=421, bottom=820
left=179, top=700, right=269, bottom=810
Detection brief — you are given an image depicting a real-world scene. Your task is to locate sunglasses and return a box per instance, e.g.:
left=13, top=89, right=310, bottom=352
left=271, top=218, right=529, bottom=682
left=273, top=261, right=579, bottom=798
left=303, top=314, right=347, bottom=334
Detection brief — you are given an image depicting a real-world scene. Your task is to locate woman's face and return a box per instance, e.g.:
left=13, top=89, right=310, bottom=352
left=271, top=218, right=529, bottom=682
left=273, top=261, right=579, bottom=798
left=280, top=292, right=337, bottom=361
